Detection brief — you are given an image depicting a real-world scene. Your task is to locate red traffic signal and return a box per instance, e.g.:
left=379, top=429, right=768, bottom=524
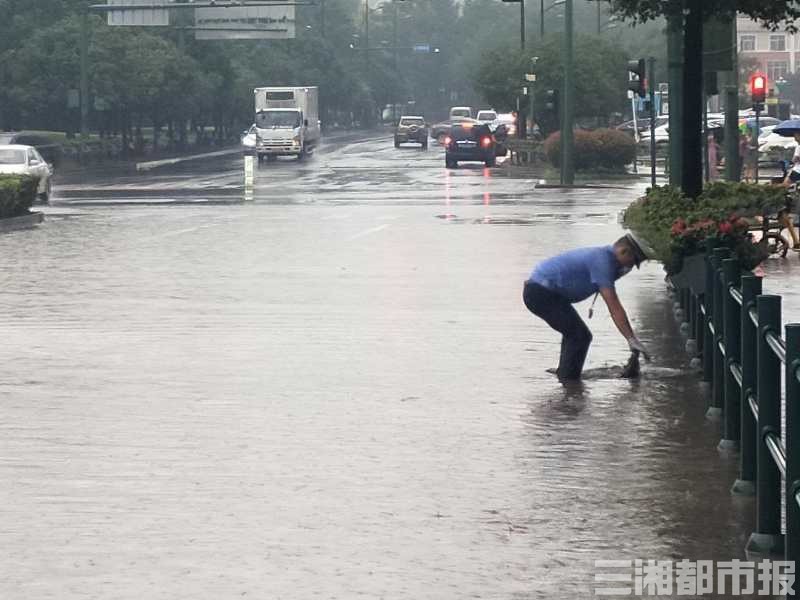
left=750, top=72, right=767, bottom=104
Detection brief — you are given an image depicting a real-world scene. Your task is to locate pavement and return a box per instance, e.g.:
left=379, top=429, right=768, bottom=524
left=0, top=129, right=789, bottom=599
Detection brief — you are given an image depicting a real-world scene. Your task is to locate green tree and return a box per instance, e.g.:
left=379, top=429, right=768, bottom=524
left=474, top=35, right=629, bottom=123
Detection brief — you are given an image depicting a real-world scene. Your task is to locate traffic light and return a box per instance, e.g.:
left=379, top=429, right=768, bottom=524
left=627, top=58, right=647, bottom=99
left=750, top=72, right=767, bottom=105
left=544, top=88, right=559, bottom=114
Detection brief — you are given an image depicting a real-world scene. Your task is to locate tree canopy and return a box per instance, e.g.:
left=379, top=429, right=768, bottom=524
left=602, top=0, right=800, bottom=28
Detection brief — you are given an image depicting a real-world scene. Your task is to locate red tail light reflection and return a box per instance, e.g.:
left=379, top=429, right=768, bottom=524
left=481, top=137, right=492, bottom=148
left=444, top=136, right=452, bottom=145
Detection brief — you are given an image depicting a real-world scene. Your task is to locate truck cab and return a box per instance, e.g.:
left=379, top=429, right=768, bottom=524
left=449, top=106, right=473, bottom=120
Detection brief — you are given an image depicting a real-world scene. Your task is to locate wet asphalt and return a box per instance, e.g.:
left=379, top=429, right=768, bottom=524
left=0, top=131, right=788, bottom=598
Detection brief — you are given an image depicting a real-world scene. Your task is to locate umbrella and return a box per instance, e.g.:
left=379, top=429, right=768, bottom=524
left=773, top=119, right=800, bottom=137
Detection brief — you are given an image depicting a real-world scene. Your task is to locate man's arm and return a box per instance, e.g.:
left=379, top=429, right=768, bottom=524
left=598, top=286, right=634, bottom=339
left=599, top=286, right=651, bottom=360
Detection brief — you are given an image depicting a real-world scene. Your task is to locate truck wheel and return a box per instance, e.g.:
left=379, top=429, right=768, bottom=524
left=421, top=141, right=428, bottom=150
left=394, top=139, right=400, bottom=148
left=298, top=146, right=306, bottom=160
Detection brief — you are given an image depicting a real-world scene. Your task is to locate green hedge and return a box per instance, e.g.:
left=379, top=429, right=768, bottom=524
left=0, top=175, right=39, bottom=218
left=623, top=182, right=786, bottom=274
left=543, top=128, right=636, bottom=171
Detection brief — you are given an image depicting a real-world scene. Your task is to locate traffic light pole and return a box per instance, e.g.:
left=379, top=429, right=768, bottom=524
left=648, top=57, right=656, bottom=188
left=754, top=103, right=761, bottom=183
left=560, top=0, right=574, bottom=185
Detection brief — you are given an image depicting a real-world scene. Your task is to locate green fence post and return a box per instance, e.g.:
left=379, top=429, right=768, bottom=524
left=702, top=253, right=716, bottom=383
left=785, top=324, right=800, bottom=565
left=732, top=275, right=761, bottom=496
left=745, top=295, right=784, bottom=557
left=708, top=247, right=731, bottom=419
left=719, top=258, right=741, bottom=450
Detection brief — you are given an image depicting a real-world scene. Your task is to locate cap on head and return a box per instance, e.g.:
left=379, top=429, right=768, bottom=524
left=624, top=233, right=650, bottom=268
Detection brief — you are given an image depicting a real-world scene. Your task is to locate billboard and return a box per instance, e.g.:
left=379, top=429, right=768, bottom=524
left=194, top=5, right=295, bottom=40
left=106, top=0, right=169, bottom=26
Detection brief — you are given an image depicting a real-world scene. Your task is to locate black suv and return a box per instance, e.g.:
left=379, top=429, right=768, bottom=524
left=444, top=122, right=496, bottom=168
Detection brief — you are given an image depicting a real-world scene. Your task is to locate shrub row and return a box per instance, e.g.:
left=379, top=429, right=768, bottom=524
left=0, top=175, right=39, bottom=219
left=543, top=128, right=637, bottom=172
left=623, top=182, right=786, bottom=274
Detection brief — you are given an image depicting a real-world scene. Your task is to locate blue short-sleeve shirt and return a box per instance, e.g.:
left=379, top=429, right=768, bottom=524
left=527, top=245, right=621, bottom=303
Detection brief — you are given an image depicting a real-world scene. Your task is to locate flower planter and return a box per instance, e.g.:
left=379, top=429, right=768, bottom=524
left=670, top=253, right=707, bottom=294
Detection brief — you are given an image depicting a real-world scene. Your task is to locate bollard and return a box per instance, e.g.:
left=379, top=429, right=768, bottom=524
left=732, top=275, right=761, bottom=496
left=702, top=259, right=715, bottom=382
left=719, top=258, right=741, bottom=450
left=708, top=248, right=731, bottom=419
left=745, top=295, right=784, bottom=557
left=694, top=292, right=705, bottom=364
left=786, top=324, right=800, bottom=565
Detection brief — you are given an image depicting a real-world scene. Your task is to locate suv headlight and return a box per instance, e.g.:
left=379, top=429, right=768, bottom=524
left=293, top=135, right=301, bottom=144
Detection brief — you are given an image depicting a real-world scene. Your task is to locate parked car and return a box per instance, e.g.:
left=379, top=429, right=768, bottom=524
left=476, top=109, right=498, bottom=124
left=394, top=116, right=428, bottom=149
left=444, top=122, right=496, bottom=168
left=0, top=144, right=54, bottom=202
left=0, top=131, right=62, bottom=167
left=494, top=112, right=516, bottom=137
left=430, top=117, right=478, bottom=144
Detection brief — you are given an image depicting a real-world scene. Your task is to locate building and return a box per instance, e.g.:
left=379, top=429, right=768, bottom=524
left=737, top=16, right=799, bottom=82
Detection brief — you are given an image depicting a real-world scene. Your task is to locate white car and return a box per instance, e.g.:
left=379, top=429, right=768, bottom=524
left=476, top=109, right=498, bottom=124
left=759, top=131, right=797, bottom=153
left=0, top=144, right=53, bottom=202
left=494, top=112, right=516, bottom=137
left=241, top=124, right=256, bottom=153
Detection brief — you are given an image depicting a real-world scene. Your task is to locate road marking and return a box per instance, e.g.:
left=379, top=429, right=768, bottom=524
left=346, top=224, right=389, bottom=241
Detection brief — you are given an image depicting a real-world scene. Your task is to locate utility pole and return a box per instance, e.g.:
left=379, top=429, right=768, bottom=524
left=724, top=17, right=740, bottom=182
left=667, top=14, right=683, bottom=186
left=560, top=0, right=574, bottom=185
left=520, top=0, right=525, bottom=50
left=80, top=3, right=89, bottom=163
left=539, top=0, right=544, bottom=39
left=393, top=0, right=398, bottom=123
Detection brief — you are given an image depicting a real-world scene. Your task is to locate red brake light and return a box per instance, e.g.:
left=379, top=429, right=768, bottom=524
left=444, top=136, right=452, bottom=145
left=481, top=137, right=492, bottom=147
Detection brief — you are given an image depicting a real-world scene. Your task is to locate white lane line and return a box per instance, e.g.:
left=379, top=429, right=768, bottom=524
left=346, top=224, right=389, bottom=241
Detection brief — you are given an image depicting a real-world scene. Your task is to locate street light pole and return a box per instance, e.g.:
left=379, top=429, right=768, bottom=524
left=540, top=0, right=544, bottom=38
left=520, top=0, right=525, bottom=50
left=560, top=0, right=574, bottom=185
left=393, top=0, right=398, bottom=123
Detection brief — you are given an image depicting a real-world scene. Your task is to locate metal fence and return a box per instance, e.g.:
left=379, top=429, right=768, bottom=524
left=676, top=245, right=800, bottom=564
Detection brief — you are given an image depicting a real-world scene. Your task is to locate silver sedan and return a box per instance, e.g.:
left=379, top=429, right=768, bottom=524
left=0, top=144, right=53, bottom=202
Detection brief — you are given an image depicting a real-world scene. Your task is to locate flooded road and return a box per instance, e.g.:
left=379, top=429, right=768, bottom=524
left=1, top=132, right=759, bottom=598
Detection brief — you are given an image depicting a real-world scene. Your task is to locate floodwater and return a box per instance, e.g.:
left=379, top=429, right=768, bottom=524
left=0, top=133, right=768, bottom=598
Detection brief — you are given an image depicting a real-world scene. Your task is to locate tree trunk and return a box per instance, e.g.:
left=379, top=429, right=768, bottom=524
left=681, top=2, right=703, bottom=198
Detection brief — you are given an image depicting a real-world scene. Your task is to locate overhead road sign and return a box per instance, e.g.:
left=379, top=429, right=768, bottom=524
left=195, top=4, right=295, bottom=39
left=106, top=0, right=168, bottom=26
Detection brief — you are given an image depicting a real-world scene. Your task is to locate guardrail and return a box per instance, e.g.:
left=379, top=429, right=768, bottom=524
left=676, top=245, right=800, bottom=563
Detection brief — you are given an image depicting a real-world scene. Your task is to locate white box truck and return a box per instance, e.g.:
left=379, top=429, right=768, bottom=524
left=253, top=86, right=320, bottom=161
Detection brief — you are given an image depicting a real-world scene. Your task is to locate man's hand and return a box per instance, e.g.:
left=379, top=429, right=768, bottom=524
left=628, top=336, right=651, bottom=362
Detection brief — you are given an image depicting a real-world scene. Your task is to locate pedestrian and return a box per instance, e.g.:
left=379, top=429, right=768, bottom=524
left=522, top=234, right=651, bottom=383
left=740, top=126, right=757, bottom=183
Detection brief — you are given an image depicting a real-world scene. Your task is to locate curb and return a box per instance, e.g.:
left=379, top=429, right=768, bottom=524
left=136, top=148, right=241, bottom=172
left=0, top=211, right=44, bottom=233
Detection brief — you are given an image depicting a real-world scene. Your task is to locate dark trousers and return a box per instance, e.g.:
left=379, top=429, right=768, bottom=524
left=523, top=281, right=592, bottom=380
